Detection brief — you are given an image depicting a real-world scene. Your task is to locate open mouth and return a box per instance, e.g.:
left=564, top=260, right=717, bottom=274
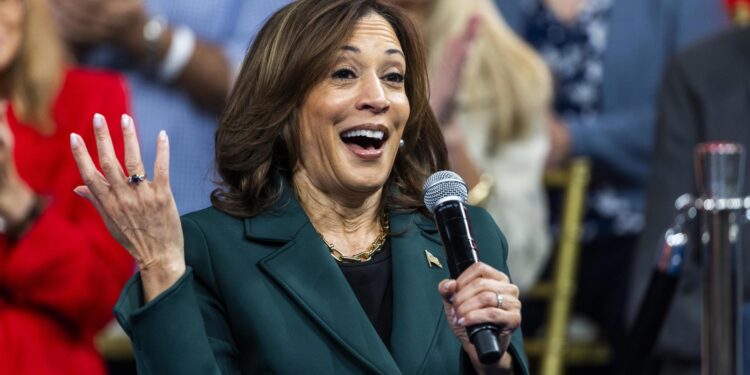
left=340, top=127, right=389, bottom=151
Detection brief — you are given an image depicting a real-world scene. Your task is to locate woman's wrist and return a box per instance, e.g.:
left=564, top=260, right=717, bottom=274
left=0, top=180, right=43, bottom=240
left=469, top=350, right=514, bottom=375
left=115, top=10, right=173, bottom=66
left=140, top=259, right=186, bottom=303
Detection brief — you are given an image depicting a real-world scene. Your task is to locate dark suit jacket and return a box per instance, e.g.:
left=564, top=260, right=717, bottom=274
left=113, top=187, right=529, bottom=374
left=628, top=27, right=750, bottom=365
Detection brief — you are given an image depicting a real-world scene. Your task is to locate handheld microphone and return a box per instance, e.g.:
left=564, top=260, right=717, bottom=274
left=423, top=170, right=502, bottom=364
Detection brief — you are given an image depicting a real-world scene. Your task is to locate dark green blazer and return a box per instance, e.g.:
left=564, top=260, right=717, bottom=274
left=114, top=189, right=529, bottom=374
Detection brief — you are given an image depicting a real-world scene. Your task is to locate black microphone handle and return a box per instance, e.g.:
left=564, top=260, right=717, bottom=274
left=433, top=200, right=502, bottom=364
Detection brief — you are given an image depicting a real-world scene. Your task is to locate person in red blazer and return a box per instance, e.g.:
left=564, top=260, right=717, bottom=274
left=0, top=0, right=133, bottom=373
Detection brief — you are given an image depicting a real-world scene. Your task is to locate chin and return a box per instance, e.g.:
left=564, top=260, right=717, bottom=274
left=342, top=168, right=391, bottom=194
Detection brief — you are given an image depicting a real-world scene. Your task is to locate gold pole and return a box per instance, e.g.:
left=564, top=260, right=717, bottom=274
left=540, top=159, right=590, bottom=375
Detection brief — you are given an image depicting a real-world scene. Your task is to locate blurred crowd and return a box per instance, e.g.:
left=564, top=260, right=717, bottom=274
left=0, top=0, right=747, bottom=374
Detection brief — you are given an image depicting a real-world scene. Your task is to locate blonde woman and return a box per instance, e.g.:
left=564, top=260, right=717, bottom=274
left=0, top=0, right=133, bottom=373
left=392, top=0, right=552, bottom=291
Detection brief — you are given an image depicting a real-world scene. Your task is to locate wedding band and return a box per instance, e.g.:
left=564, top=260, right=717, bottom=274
left=128, top=174, right=147, bottom=185
left=496, top=293, right=504, bottom=308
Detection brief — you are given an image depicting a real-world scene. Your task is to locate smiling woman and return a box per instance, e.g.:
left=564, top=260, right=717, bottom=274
left=69, top=1, right=529, bottom=374
left=212, top=0, right=442, bottom=219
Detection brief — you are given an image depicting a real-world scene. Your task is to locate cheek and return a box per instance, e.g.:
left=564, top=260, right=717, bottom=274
left=391, top=93, right=411, bottom=131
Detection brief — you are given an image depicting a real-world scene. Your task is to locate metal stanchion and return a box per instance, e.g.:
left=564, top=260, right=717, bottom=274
left=623, top=142, right=745, bottom=375
left=695, top=143, right=745, bottom=375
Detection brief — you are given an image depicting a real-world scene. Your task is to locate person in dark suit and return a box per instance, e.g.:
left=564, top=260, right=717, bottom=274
left=68, top=1, right=528, bottom=373
left=628, top=26, right=750, bottom=375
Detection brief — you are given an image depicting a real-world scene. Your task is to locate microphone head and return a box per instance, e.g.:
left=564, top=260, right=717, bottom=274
left=423, top=170, right=468, bottom=212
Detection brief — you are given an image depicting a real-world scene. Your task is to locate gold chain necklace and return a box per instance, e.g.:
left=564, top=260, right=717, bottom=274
left=320, top=214, right=389, bottom=263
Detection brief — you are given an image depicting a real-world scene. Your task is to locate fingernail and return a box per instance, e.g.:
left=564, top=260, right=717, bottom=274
left=450, top=307, right=456, bottom=318
left=158, top=130, right=167, bottom=141
left=449, top=295, right=454, bottom=304
left=457, top=317, right=465, bottom=326
left=73, top=188, right=85, bottom=197
left=70, top=133, right=79, bottom=147
left=121, top=114, right=130, bottom=129
left=452, top=315, right=458, bottom=325
left=444, top=280, right=453, bottom=291
left=93, top=113, right=104, bottom=128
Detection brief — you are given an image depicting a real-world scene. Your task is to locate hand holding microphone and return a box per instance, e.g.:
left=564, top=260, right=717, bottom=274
left=424, top=171, right=521, bottom=370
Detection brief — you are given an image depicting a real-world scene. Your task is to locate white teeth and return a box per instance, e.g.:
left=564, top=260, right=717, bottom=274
left=341, top=129, right=385, bottom=140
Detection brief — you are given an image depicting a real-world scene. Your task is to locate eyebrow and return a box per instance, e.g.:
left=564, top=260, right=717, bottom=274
left=341, top=45, right=405, bottom=58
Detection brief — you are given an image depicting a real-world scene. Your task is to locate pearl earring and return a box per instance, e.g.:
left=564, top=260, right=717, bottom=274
left=399, top=139, right=405, bottom=148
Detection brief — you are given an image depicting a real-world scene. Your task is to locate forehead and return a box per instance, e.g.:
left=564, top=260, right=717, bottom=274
left=344, top=13, right=402, bottom=51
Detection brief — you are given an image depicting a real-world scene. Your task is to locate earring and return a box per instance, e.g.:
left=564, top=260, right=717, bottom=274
left=399, top=139, right=405, bottom=148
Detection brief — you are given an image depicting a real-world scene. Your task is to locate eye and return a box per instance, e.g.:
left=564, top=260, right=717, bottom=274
left=332, top=68, right=357, bottom=80
left=383, top=72, right=405, bottom=84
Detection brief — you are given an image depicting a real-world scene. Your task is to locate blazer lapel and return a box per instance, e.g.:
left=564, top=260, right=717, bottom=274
left=249, top=189, right=400, bottom=374
left=389, top=211, right=452, bottom=374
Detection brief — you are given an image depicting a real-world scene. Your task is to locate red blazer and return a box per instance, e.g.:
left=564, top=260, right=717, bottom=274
left=0, top=68, right=134, bottom=375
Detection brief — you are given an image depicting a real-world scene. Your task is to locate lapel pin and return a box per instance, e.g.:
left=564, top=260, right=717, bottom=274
left=424, top=250, right=443, bottom=269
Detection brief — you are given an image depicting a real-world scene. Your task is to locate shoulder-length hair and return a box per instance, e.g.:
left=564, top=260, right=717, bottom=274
left=8, top=0, right=64, bottom=133
left=212, top=0, right=447, bottom=218
left=426, top=0, right=551, bottom=152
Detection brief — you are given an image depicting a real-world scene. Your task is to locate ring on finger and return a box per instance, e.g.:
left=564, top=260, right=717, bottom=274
left=496, top=293, right=504, bottom=308
left=128, top=173, right=147, bottom=185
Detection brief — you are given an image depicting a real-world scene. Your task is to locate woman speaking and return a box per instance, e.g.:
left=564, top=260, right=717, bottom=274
left=70, top=0, right=527, bottom=373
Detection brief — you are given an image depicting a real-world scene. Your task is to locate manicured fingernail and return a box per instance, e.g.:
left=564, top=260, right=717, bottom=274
left=70, top=133, right=79, bottom=147
left=444, top=280, right=453, bottom=291
left=73, top=188, right=85, bottom=197
left=121, top=114, right=130, bottom=129
left=93, top=113, right=104, bottom=128
left=457, top=317, right=465, bottom=326
left=158, top=130, right=167, bottom=141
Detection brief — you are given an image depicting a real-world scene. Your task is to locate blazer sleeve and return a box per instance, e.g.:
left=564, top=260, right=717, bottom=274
left=114, top=217, right=240, bottom=375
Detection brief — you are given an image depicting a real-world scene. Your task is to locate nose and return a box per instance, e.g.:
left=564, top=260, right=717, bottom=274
left=356, top=72, right=390, bottom=114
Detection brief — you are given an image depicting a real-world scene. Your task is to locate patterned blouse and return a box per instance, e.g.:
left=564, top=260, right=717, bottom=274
left=522, top=0, right=614, bottom=120
left=521, top=0, right=647, bottom=238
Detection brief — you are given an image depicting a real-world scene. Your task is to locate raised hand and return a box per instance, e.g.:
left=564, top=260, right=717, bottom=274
left=429, top=14, right=481, bottom=123
left=70, top=114, right=184, bottom=302
left=438, top=262, right=521, bottom=373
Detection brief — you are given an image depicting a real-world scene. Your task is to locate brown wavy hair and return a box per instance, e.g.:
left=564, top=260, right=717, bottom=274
left=212, top=0, right=447, bottom=218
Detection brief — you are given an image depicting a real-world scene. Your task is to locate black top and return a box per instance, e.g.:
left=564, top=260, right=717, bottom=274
left=338, top=240, right=393, bottom=350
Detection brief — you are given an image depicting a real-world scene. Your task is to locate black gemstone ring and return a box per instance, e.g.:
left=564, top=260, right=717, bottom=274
left=128, top=174, right=147, bottom=185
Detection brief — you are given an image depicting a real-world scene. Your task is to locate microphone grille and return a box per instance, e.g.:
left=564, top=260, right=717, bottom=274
left=423, top=170, right=468, bottom=212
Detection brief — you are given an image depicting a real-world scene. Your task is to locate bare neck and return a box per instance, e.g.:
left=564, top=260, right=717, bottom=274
left=292, top=171, right=384, bottom=257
